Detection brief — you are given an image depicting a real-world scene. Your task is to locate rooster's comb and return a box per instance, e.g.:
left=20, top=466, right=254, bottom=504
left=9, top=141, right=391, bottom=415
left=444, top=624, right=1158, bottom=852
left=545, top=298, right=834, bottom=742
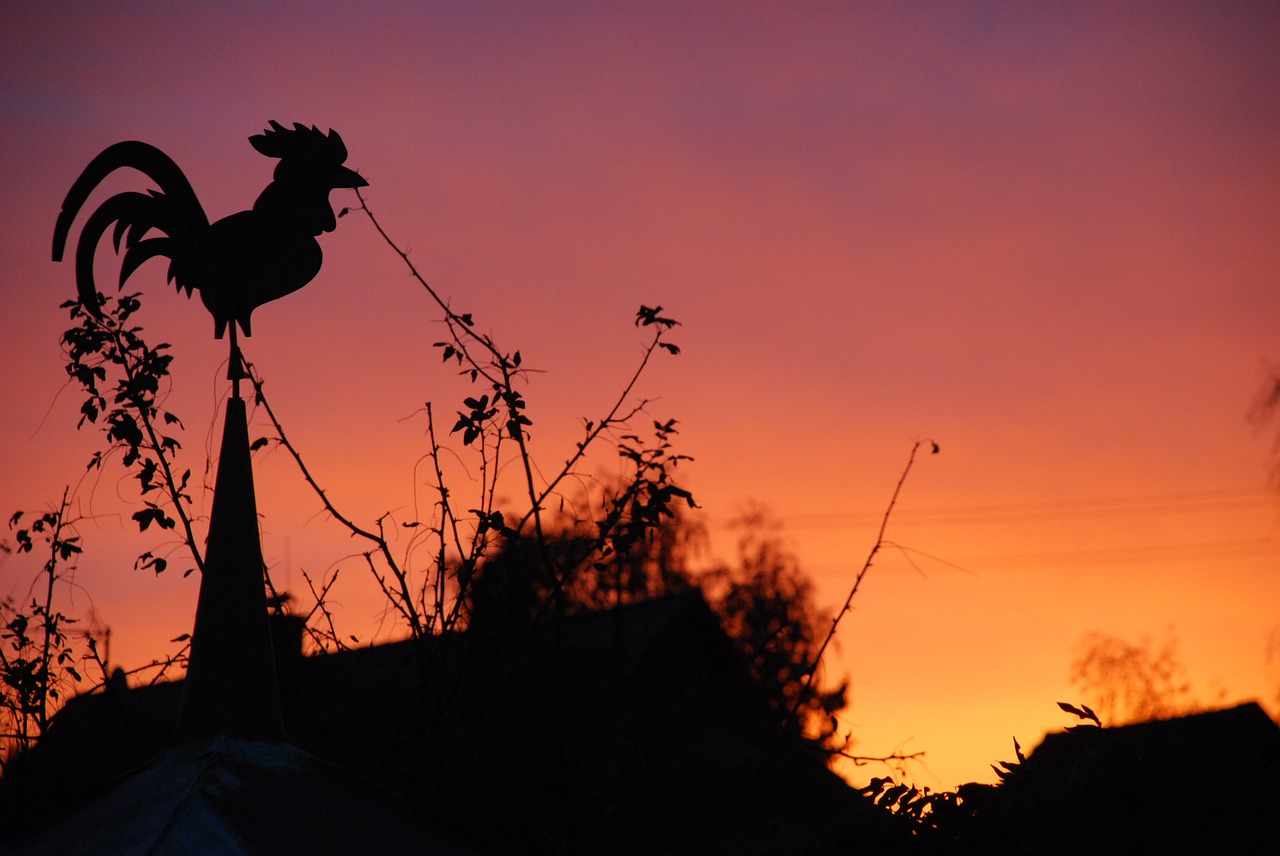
left=249, top=121, right=351, bottom=165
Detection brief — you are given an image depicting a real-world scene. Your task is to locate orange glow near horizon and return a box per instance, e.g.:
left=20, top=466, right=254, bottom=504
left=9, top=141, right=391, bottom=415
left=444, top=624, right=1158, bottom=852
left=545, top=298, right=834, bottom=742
left=2, top=3, right=1279, bottom=792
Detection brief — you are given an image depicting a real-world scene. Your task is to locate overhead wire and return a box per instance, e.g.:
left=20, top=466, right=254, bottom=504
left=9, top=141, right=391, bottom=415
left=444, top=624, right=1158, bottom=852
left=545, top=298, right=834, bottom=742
left=704, top=487, right=1280, bottom=573
left=767, top=486, right=1278, bottom=530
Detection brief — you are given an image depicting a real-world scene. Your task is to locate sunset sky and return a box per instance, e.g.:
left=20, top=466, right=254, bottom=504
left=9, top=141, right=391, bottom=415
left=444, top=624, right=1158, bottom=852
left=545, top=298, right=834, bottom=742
left=2, top=2, right=1278, bottom=790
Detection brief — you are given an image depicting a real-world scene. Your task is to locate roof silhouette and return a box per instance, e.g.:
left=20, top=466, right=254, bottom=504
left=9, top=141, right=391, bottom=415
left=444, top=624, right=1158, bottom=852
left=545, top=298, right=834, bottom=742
left=964, top=701, right=1280, bottom=853
left=3, top=591, right=895, bottom=854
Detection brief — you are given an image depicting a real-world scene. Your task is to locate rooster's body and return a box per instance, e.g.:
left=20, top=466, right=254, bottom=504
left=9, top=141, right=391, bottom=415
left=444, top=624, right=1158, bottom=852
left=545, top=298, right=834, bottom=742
left=52, top=121, right=366, bottom=338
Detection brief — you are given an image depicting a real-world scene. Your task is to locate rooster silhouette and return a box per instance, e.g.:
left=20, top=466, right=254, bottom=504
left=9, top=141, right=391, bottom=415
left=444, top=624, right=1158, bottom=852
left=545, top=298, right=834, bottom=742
left=52, top=121, right=367, bottom=343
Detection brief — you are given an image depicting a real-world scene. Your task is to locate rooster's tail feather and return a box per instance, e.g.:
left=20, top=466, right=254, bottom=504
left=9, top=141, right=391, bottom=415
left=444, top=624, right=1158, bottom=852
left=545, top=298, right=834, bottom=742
left=53, top=141, right=208, bottom=314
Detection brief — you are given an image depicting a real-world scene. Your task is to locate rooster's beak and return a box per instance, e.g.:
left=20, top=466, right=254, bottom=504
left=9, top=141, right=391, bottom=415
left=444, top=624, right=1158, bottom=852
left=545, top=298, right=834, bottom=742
left=332, top=166, right=368, bottom=189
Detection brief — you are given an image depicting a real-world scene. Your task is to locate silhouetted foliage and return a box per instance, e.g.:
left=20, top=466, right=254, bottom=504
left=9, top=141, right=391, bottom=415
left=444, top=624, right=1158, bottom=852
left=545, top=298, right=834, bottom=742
left=0, top=291, right=200, bottom=769
left=61, top=292, right=202, bottom=578
left=1, top=486, right=189, bottom=770
left=0, top=493, right=88, bottom=769
left=260, top=196, right=693, bottom=648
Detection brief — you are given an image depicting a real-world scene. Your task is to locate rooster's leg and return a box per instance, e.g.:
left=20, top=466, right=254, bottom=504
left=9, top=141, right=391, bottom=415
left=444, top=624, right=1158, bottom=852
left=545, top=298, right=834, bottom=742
left=228, top=326, right=248, bottom=399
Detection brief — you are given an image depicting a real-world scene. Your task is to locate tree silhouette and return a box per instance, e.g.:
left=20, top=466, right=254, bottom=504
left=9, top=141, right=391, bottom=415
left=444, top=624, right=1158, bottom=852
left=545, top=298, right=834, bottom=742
left=1069, top=629, right=1201, bottom=724
left=702, top=505, right=848, bottom=746
left=1251, top=362, right=1280, bottom=484
left=465, top=504, right=848, bottom=748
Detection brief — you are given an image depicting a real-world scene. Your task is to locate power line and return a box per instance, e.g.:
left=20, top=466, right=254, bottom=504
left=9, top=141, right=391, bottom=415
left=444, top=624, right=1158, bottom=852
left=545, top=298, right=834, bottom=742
left=707, top=487, right=1278, bottom=530
left=705, top=487, right=1280, bottom=574
left=809, top=536, right=1279, bottom=575
left=959, top=537, right=1280, bottom=570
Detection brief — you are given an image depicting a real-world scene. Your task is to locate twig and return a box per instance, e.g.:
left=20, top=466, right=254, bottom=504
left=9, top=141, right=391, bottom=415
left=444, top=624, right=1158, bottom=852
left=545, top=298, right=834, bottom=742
left=834, top=749, right=926, bottom=767
left=787, top=440, right=935, bottom=730
left=300, top=567, right=345, bottom=652
left=245, top=365, right=423, bottom=635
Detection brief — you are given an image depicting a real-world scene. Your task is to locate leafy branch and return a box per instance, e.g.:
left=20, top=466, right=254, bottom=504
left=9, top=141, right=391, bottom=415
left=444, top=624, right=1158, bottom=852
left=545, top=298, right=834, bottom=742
left=60, top=293, right=203, bottom=577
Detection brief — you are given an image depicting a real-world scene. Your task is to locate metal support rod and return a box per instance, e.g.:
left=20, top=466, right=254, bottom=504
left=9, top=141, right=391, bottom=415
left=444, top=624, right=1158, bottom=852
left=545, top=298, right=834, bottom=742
left=228, top=325, right=244, bottom=400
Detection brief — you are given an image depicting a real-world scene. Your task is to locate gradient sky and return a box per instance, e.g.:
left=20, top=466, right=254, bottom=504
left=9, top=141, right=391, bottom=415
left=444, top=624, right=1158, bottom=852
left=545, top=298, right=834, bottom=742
left=2, top=1, right=1278, bottom=790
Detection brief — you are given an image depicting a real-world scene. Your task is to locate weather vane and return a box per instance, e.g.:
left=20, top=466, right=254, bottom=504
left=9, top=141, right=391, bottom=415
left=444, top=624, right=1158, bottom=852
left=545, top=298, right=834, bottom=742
left=51, top=120, right=367, bottom=397
left=49, top=122, right=367, bottom=742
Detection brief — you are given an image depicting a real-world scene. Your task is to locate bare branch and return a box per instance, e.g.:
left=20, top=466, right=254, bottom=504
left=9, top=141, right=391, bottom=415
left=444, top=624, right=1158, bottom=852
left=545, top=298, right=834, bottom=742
left=787, top=440, right=936, bottom=730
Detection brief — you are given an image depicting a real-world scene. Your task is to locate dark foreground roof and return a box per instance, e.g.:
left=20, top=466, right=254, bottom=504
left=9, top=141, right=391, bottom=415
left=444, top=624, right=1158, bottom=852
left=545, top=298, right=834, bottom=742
left=6, top=738, right=494, bottom=855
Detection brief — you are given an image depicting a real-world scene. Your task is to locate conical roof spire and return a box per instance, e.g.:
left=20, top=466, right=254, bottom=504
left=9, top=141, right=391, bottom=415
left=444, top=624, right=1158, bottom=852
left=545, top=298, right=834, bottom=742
left=175, top=393, right=282, bottom=741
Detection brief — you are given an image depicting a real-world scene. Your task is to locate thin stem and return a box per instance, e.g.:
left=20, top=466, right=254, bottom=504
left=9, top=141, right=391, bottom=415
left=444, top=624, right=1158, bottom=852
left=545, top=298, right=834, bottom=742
left=34, top=488, right=71, bottom=732
left=355, top=190, right=506, bottom=384
left=423, top=407, right=463, bottom=634
left=787, top=440, right=931, bottom=730
left=246, top=365, right=423, bottom=635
